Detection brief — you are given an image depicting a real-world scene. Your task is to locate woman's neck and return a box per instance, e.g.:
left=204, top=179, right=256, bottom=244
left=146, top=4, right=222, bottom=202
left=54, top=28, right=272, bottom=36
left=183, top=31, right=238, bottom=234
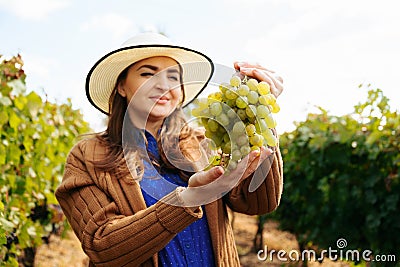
left=145, top=120, right=163, bottom=138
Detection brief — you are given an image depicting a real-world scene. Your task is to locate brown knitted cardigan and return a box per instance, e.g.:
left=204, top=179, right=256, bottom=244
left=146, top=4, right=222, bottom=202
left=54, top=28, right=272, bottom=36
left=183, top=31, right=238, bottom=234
left=55, top=132, right=283, bottom=267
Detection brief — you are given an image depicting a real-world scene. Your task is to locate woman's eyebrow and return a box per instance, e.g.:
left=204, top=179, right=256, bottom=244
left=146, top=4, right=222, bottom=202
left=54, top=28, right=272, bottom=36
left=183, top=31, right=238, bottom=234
left=166, top=69, right=180, bottom=74
left=136, top=64, right=180, bottom=74
left=136, top=64, right=158, bottom=71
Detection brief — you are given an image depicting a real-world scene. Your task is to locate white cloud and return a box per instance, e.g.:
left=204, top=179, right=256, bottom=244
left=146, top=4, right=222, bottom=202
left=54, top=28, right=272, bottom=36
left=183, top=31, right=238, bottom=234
left=0, top=0, right=70, bottom=20
left=80, top=13, right=137, bottom=41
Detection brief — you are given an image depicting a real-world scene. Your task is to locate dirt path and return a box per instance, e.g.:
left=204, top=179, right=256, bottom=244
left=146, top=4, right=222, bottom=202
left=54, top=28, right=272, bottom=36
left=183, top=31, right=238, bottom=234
left=34, top=213, right=350, bottom=266
left=34, top=231, right=88, bottom=267
left=231, top=213, right=350, bottom=267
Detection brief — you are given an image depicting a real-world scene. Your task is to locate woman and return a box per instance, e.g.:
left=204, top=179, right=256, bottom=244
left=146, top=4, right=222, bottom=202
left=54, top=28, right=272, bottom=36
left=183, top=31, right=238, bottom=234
left=55, top=32, right=284, bottom=267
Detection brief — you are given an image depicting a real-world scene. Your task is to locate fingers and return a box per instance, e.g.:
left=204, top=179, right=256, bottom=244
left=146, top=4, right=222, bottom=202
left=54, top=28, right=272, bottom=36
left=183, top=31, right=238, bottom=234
left=234, top=61, right=284, bottom=98
left=240, top=146, right=273, bottom=180
left=234, top=61, right=274, bottom=73
left=248, top=150, right=274, bottom=192
left=252, top=69, right=284, bottom=98
left=226, top=147, right=271, bottom=182
left=188, top=166, right=224, bottom=187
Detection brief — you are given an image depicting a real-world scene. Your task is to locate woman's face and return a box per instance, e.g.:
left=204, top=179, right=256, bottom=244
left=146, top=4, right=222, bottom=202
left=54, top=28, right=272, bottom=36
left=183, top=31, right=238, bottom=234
left=118, top=56, right=183, bottom=124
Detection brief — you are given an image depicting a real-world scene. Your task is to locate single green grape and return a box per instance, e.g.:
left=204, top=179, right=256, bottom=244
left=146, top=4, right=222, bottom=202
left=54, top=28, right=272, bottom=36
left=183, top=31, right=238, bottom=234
left=249, top=134, right=263, bottom=146
left=191, top=108, right=201, bottom=117
left=222, top=141, right=232, bottom=154
left=256, top=105, right=270, bottom=118
left=237, top=134, right=248, bottom=146
left=232, top=121, right=245, bottom=135
left=240, top=145, right=251, bottom=157
left=223, top=132, right=230, bottom=143
left=245, top=124, right=256, bottom=136
left=211, top=133, right=223, bottom=147
left=231, top=150, right=242, bottom=161
left=262, top=128, right=278, bottom=147
left=266, top=135, right=278, bottom=147
left=210, top=102, right=223, bottom=116
left=267, top=94, right=277, bottom=104
left=237, top=84, right=250, bottom=96
left=230, top=75, right=241, bottom=87
left=205, top=129, right=213, bottom=139
left=256, top=119, right=268, bottom=132
left=216, top=113, right=229, bottom=126
left=270, top=102, right=280, bottom=113
left=247, top=91, right=259, bottom=104
left=199, top=107, right=211, bottom=117
left=258, top=95, right=268, bottom=106
left=208, top=92, right=224, bottom=102
left=198, top=98, right=209, bottom=109
left=218, top=124, right=227, bottom=135
left=227, top=108, right=237, bottom=119
left=251, top=145, right=261, bottom=153
left=225, top=99, right=236, bottom=107
left=225, top=88, right=238, bottom=100
left=245, top=105, right=257, bottom=118
left=257, top=81, right=270, bottom=95
left=236, top=97, right=248, bottom=109
left=264, top=114, right=277, bottom=128
left=208, top=119, right=219, bottom=132
left=227, top=160, right=238, bottom=171
left=219, top=83, right=230, bottom=94
left=237, top=109, right=247, bottom=121
left=246, top=78, right=259, bottom=91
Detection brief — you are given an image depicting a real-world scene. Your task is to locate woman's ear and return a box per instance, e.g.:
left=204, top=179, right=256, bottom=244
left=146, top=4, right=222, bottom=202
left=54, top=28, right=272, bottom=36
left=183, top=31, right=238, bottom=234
left=117, top=83, right=127, bottom=97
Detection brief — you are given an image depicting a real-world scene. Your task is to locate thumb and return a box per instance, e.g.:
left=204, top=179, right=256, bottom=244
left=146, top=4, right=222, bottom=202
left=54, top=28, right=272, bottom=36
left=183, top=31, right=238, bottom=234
left=189, top=166, right=224, bottom=187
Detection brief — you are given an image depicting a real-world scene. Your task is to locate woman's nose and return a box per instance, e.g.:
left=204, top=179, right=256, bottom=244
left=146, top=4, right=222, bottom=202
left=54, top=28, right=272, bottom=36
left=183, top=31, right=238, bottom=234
left=154, top=73, right=170, bottom=91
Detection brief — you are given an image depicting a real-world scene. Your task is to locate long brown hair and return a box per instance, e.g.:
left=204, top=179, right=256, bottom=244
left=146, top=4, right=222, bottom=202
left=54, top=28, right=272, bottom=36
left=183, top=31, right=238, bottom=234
left=93, top=59, right=199, bottom=181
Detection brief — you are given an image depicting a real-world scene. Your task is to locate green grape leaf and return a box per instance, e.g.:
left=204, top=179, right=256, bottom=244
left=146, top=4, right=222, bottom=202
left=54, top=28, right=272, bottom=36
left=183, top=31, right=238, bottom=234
left=26, top=91, right=42, bottom=117
left=0, top=217, right=16, bottom=231
left=14, top=95, right=27, bottom=110
left=0, top=226, right=6, bottom=246
left=9, top=111, right=22, bottom=131
left=366, top=130, right=382, bottom=145
left=7, top=79, right=26, bottom=95
left=0, top=96, right=12, bottom=106
left=0, top=110, right=9, bottom=126
left=0, top=144, right=6, bottom=165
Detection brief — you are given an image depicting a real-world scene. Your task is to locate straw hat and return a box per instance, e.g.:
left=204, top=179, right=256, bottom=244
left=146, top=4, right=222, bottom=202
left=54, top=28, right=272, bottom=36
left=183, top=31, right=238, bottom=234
left=86, top=32, right=214, bottom=114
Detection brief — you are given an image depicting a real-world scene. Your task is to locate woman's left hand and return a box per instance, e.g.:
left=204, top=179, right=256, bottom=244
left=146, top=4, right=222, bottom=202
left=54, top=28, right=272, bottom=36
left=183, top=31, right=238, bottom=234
left=180, top=146, right=273, bottom=207
left=234, top=62, right=284, bottom=98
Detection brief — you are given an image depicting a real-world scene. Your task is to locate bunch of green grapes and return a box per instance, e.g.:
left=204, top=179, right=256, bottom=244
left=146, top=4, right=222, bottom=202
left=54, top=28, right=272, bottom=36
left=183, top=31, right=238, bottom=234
left=191, top=73, right=280, bottom=170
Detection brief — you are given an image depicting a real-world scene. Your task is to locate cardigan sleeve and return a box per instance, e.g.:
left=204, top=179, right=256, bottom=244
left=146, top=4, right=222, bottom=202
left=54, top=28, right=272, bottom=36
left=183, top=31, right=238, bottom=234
left=224, top=137, right=284, bottom=215
left=55, top=140, right=202, bottom=267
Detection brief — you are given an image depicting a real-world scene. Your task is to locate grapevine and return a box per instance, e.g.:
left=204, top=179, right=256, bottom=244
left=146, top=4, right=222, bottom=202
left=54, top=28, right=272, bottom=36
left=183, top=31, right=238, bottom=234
left=0, top=54, right=90, bottom=266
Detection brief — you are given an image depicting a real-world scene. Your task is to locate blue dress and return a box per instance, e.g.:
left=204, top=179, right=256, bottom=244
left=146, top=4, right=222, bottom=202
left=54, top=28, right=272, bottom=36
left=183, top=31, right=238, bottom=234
left=139, top=131, right=216, bottom=267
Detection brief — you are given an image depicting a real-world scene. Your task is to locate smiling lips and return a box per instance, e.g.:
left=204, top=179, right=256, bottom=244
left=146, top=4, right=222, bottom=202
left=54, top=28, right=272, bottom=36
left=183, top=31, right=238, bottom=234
left=150, top=95, right=169, bottom=104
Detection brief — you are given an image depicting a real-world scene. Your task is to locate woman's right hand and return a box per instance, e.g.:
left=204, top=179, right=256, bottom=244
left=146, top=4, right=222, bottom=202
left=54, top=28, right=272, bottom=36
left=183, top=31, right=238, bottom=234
left=234, top=61, right=284, bottom=98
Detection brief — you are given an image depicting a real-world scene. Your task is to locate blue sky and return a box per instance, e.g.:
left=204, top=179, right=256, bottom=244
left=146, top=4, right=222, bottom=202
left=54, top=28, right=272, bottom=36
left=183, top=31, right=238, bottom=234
left=1, top=0, right=399, bottom=133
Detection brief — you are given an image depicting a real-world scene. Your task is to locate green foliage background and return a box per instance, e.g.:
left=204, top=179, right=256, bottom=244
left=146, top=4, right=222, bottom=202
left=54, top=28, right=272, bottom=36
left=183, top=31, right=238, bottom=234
left=268, top=86, right=399, bottom=266
left=1, top=54, right=399, bottom=266
left=0, top=55, right=90, bottom=266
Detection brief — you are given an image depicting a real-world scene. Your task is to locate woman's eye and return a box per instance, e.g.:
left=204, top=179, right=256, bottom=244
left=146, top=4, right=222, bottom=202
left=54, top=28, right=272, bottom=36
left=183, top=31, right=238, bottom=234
left=169, top=76, right=179, bottom=81
left=141, top=72, right=154, bottom=77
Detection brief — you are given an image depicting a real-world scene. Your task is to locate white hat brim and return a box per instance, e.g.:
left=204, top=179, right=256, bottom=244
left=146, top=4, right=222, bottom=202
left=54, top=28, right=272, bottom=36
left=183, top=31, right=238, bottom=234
left=86, top=44, right=214, bottom=114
